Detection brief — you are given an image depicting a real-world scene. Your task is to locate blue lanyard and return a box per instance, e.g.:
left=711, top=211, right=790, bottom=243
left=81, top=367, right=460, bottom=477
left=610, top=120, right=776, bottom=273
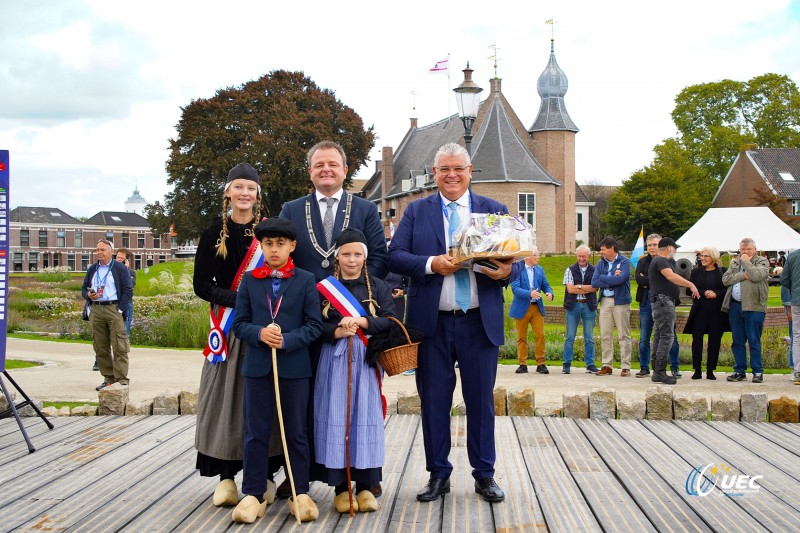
left=94, top=262, right=112, bottom=288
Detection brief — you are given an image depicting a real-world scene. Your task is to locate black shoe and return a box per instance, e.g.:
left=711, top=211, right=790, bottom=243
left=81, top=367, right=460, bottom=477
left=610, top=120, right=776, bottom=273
left=671, top=369, right=682, bottom=379
left=536, top=364, right=549, bottom=374
left=651, top=372, right=677, bottom=385
left=635, top=369, right=650, bottom=378
left=562, top=364, right=571, bottom=374
left=474, top=477, right=505, bottom=502
left=92, top=359, right=99, bottom=372
left=515, top=365, right=528, bottom=374
left=276, top=478, right=291, bottom=499
left=706, top=371, right=716, bottom=380
left=691, top=370, right=702, bottom=380
left=95, top=382, right=112, bottom=391
left=416, top=476, right=450, bottom=502
left=752, top=373, right=763, bottom=383
left=585, top=364, right=599, bottom=374
left=726, top=373, right=747, bottom=382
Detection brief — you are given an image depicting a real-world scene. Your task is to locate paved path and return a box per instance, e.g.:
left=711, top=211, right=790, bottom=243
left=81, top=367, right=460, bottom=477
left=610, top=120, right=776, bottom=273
left=4, top=338, right=799, bottom=406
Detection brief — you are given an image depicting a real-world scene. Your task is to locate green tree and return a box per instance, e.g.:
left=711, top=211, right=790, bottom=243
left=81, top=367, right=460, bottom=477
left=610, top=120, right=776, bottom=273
left=149, top=70, right=375, bottom=239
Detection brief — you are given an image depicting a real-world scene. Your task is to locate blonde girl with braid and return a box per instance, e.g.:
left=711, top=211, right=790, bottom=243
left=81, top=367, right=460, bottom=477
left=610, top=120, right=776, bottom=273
left=313, top=228, right=396, bottom=513
left=192, top=163, right=266, bottom=508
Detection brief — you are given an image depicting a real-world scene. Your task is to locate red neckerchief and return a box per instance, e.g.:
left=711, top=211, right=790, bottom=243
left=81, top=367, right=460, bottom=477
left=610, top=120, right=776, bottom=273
left=252, top=256, right=295, bottom=279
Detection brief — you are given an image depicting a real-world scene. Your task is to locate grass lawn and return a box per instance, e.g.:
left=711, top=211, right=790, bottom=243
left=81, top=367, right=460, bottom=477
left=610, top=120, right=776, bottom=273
left=2, top=359, right=41, bottom=369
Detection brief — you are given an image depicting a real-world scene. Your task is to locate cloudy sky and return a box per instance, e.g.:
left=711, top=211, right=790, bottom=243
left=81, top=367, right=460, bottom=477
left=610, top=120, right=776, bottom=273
left=1, top=0, right=798, bottom=218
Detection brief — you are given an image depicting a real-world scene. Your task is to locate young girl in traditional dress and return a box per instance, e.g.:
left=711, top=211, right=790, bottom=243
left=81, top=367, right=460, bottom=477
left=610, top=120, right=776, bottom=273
left=315, top=228, right=395, bottom=513
left=192, top=163, right=263, bottom=507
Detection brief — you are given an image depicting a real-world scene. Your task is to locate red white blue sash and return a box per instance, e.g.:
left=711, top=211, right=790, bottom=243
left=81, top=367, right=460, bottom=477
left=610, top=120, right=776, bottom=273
left=317, top=276, right=369, bottom=346
left=203, top=237, right=264, bottom=364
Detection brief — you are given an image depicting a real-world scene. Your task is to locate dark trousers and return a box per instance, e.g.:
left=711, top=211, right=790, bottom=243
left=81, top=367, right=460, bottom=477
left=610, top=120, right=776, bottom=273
left=242, top=374, right=310, bottom=497
left=651, top=296, right=676, bottom=373
left=691, top=332, right=722, bottom=371
left=415, top=311, right=497, bottom=481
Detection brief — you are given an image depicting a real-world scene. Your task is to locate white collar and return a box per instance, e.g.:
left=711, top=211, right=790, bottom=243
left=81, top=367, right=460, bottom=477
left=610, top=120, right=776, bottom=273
left=439, top=190, right=470, bottom=207
left=315, top=189, right=344, bottom=204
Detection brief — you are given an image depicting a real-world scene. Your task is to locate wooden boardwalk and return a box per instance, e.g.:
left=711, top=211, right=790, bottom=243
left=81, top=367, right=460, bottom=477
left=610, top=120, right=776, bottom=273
left=1, top=415, right=799, bottom=532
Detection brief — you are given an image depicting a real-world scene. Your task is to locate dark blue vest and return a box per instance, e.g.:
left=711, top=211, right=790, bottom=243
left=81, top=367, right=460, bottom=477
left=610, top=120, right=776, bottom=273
left=564, top=262, right=597, bottom=311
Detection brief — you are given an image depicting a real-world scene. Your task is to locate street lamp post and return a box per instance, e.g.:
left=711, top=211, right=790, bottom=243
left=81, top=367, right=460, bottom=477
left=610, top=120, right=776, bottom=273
left=453, top=62, right=483, bottom=157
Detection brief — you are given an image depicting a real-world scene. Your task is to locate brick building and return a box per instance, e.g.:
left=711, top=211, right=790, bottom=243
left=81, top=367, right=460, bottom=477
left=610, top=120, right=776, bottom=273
left=362, top=41, right=590, bottom=253
left=9, top=206, right=171, bottom=272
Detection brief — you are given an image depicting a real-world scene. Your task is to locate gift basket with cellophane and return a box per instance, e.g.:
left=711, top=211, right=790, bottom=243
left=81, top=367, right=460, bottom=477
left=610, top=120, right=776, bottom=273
left=449, top=213, right=536, bottom=263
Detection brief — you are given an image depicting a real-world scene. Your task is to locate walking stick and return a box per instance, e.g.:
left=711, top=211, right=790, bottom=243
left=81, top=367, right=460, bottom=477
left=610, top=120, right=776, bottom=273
left=345, top=335, right=355, bottom=517
left=268, top=323, right=301, bottom=525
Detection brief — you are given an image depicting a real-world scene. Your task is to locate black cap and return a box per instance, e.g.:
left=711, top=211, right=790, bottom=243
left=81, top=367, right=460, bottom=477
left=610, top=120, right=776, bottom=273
left=226, top=163, right=260, bottom=186
left=658, top=237, right=680, bottom=249
left=254, top=217, right=297, bottom=241
left=336, top=228, right=367, bottom=248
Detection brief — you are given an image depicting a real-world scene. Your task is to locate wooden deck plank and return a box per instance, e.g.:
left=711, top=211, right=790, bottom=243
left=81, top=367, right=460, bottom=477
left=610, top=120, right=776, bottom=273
left=543, top=418, right=655, bottom=531
left=572, top=419, right=710, bottom=533
left=513, top=416, right=589, bottom=532
left=609, top=420, right=768, bottom=533
left=0, top=416, right=175, bottom=509
left=0, top=416, right=116, bottom=465
left=673, top=421, right=800, bottom=513
left=440, top=415, right=495, bottom=533
left=773, top=421, right=800, bottom=439
left=741, top=422, right=800, bottom=458
left=0, top=415, right=77, bottom=443
left=7, top=416, right=197, bottom=532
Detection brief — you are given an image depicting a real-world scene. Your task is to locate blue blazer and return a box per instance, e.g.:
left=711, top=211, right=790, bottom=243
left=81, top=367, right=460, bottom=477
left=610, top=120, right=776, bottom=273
left=279, top=192, right=388, bottom=281
left=387, top=192, right=523, bottom=347
left=232, top=268, right=323, bottom=379
left=591, top=253, right=632, bottom=305
left=508, top=264, right=553, bottom=319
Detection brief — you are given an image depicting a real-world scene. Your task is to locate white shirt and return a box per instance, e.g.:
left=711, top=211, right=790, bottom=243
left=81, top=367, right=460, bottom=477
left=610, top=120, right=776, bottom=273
left=424, top=191, right=479, bottom=311
left=315, top=188, right=344, bottom=217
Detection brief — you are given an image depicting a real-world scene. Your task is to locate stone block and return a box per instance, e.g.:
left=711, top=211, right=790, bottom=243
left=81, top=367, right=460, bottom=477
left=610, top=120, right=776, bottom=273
left=673, top=393, right=708, bottom=421
left=589, top=387, right=616, bottom=420
left=617, top=396, right=646, bottom=420
left=740, top=392, right=767, bottom=423
left=494, top=386, right=507, bottom=416
left=768, top=395, right=800, bottom=423
left=125, top=399, right=153, bottom=416
left=384, top=398, right=397, bottom=416
left=397, top=391, right=421, bottom=414
left=19, top=399, right=44, bottom=417
left=71, top=405, right=98, bottom=416
left=711, top=395, right=740, bottom=422
left=562, top=392, right=589, bottom=419
left=646, top=386, right=673, bottom=420
left=535, top=403, right=562, bottom=417
left=179, top=389, right=200, bottom=415
left=152, top=389, right=180, bottom=415
left=0, top=390, right=16, bottom=411
left=41, top=406, right=59, bottom=418
left=98, top=383, right=129, bottom=415
left=452, top=402, right=467, bottom=416
left=507, top=389, right=535, bottom=416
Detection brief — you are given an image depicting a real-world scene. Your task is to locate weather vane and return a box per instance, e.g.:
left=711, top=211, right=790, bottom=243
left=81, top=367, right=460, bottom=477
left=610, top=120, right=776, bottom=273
left=487, top=43, right=501, bottom=78
left=545, top=18, right=556, bottom=41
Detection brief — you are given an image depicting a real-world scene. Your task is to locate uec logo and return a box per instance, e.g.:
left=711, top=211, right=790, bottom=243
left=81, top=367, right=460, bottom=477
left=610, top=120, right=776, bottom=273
left=686, top=464, right=762, bottom=497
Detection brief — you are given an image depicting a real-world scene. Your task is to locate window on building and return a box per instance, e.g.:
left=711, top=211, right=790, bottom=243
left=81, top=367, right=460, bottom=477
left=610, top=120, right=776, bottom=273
left=57, top=230, right=66, bottom=247
left=793, top=200, right=800, bottom=216
left=81, top=254, right=90, bottom=271
left=138, top=233, right=146, bottom=248
left=53, top=253, right=60, bottom=267
left=28, top=251, right=38, bottom=271
left=146, top=254, right=154, bottom=267
left=577, top=212, right=583, bottom=232
left=20, top=230, right=29, bottom=247
left=153, top=235, right=161, bottom=248
left=105, top=231, right=114, bottom=246
left=43, top=254, right=49, bottom=269
left=74, top=230, right=83, bottom=248
left=134, top=255, right=142, bottom=270
left=159, top=254, right=166, bottom=264
left=518, top=193, right=536, bottom=230
left=67, top=254, right=76, bottom=271
left=39, top=230, right=48, bottom=247
left=122, top=232, right=130, bottom=248
left=13, top=253, right=23, bottom=271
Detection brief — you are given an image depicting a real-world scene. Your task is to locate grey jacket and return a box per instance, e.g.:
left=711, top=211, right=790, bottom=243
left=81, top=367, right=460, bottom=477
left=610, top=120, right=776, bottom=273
left=721, top=254, right=769, bottom=313
left=779, top=249, right=800, bottom=306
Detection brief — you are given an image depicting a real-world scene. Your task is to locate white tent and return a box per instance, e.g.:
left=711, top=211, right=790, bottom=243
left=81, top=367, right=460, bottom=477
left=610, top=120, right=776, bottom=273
left=675, top=207, right=800, bottom=255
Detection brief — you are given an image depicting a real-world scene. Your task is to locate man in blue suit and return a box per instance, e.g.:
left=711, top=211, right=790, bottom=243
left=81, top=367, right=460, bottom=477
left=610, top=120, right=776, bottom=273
left=280, top=140, right=387, bottom=281
left=388, top=143, right=522, bottom=504
left=508, top=247, right=553, bottom=374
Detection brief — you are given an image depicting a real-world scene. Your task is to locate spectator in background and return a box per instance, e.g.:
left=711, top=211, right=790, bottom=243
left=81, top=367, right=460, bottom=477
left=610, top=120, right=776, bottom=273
left=561, top=245, right=598, bottom=374
left=723, top=238, right=769, bottom=383
left=509, top=248, right=554, bottom=374
left=385, top=271, right=408, bottom=321
left=780, top=283, right=794, bottom=380
left=115, top=248, right=137, bottom=335
left=779, top=248, right=800, bottom=385
left=682, top=246, right=728, bottom=380
left=591, top=237, right=632, bottom=377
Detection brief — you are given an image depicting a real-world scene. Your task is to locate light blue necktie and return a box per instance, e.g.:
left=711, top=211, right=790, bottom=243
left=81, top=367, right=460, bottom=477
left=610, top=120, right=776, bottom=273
left=448, top=201, right=471, bottom=312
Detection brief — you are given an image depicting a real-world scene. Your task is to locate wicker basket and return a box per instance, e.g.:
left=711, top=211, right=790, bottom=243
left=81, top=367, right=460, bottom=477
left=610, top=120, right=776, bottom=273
left=378, top=316, right=419, bottom=376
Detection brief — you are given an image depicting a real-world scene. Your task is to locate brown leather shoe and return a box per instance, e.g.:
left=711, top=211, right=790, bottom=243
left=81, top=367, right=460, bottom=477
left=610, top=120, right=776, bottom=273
left=370, top=484, right=382, bottom=498
left=597, top=366, right=612, bottom=376
left=620, top=369, right=631, bottom=377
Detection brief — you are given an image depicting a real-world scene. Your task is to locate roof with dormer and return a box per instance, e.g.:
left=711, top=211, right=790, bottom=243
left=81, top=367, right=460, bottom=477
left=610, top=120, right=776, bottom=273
left=9, top=206, right=83, bottom=225
left=748, top=148, right=800, bottom=199
left=528, top=41, right=578, bottom=133
left=84, top=211, right=150, bottom=227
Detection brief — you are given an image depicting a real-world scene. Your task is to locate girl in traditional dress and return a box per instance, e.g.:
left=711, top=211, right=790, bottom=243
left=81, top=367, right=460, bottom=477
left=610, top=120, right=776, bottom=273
left=315, top=228, right=395, bottom=513
left=192, top=163, right=265, bottom=507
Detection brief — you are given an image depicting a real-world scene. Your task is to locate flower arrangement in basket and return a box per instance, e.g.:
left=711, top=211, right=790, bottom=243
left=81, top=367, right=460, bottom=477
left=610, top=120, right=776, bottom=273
left=378, top=316, right=420, bottom=376
left=449, top=213, right=536, bottom=263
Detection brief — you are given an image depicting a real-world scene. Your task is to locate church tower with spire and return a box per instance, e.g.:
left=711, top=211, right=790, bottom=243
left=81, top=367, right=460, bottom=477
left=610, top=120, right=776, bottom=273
left=529, top=39, right=578, bottom=252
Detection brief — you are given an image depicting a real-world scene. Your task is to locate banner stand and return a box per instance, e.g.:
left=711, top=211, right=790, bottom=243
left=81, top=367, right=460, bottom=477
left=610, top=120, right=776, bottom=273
left=0, top=370, right=54, bottom=453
